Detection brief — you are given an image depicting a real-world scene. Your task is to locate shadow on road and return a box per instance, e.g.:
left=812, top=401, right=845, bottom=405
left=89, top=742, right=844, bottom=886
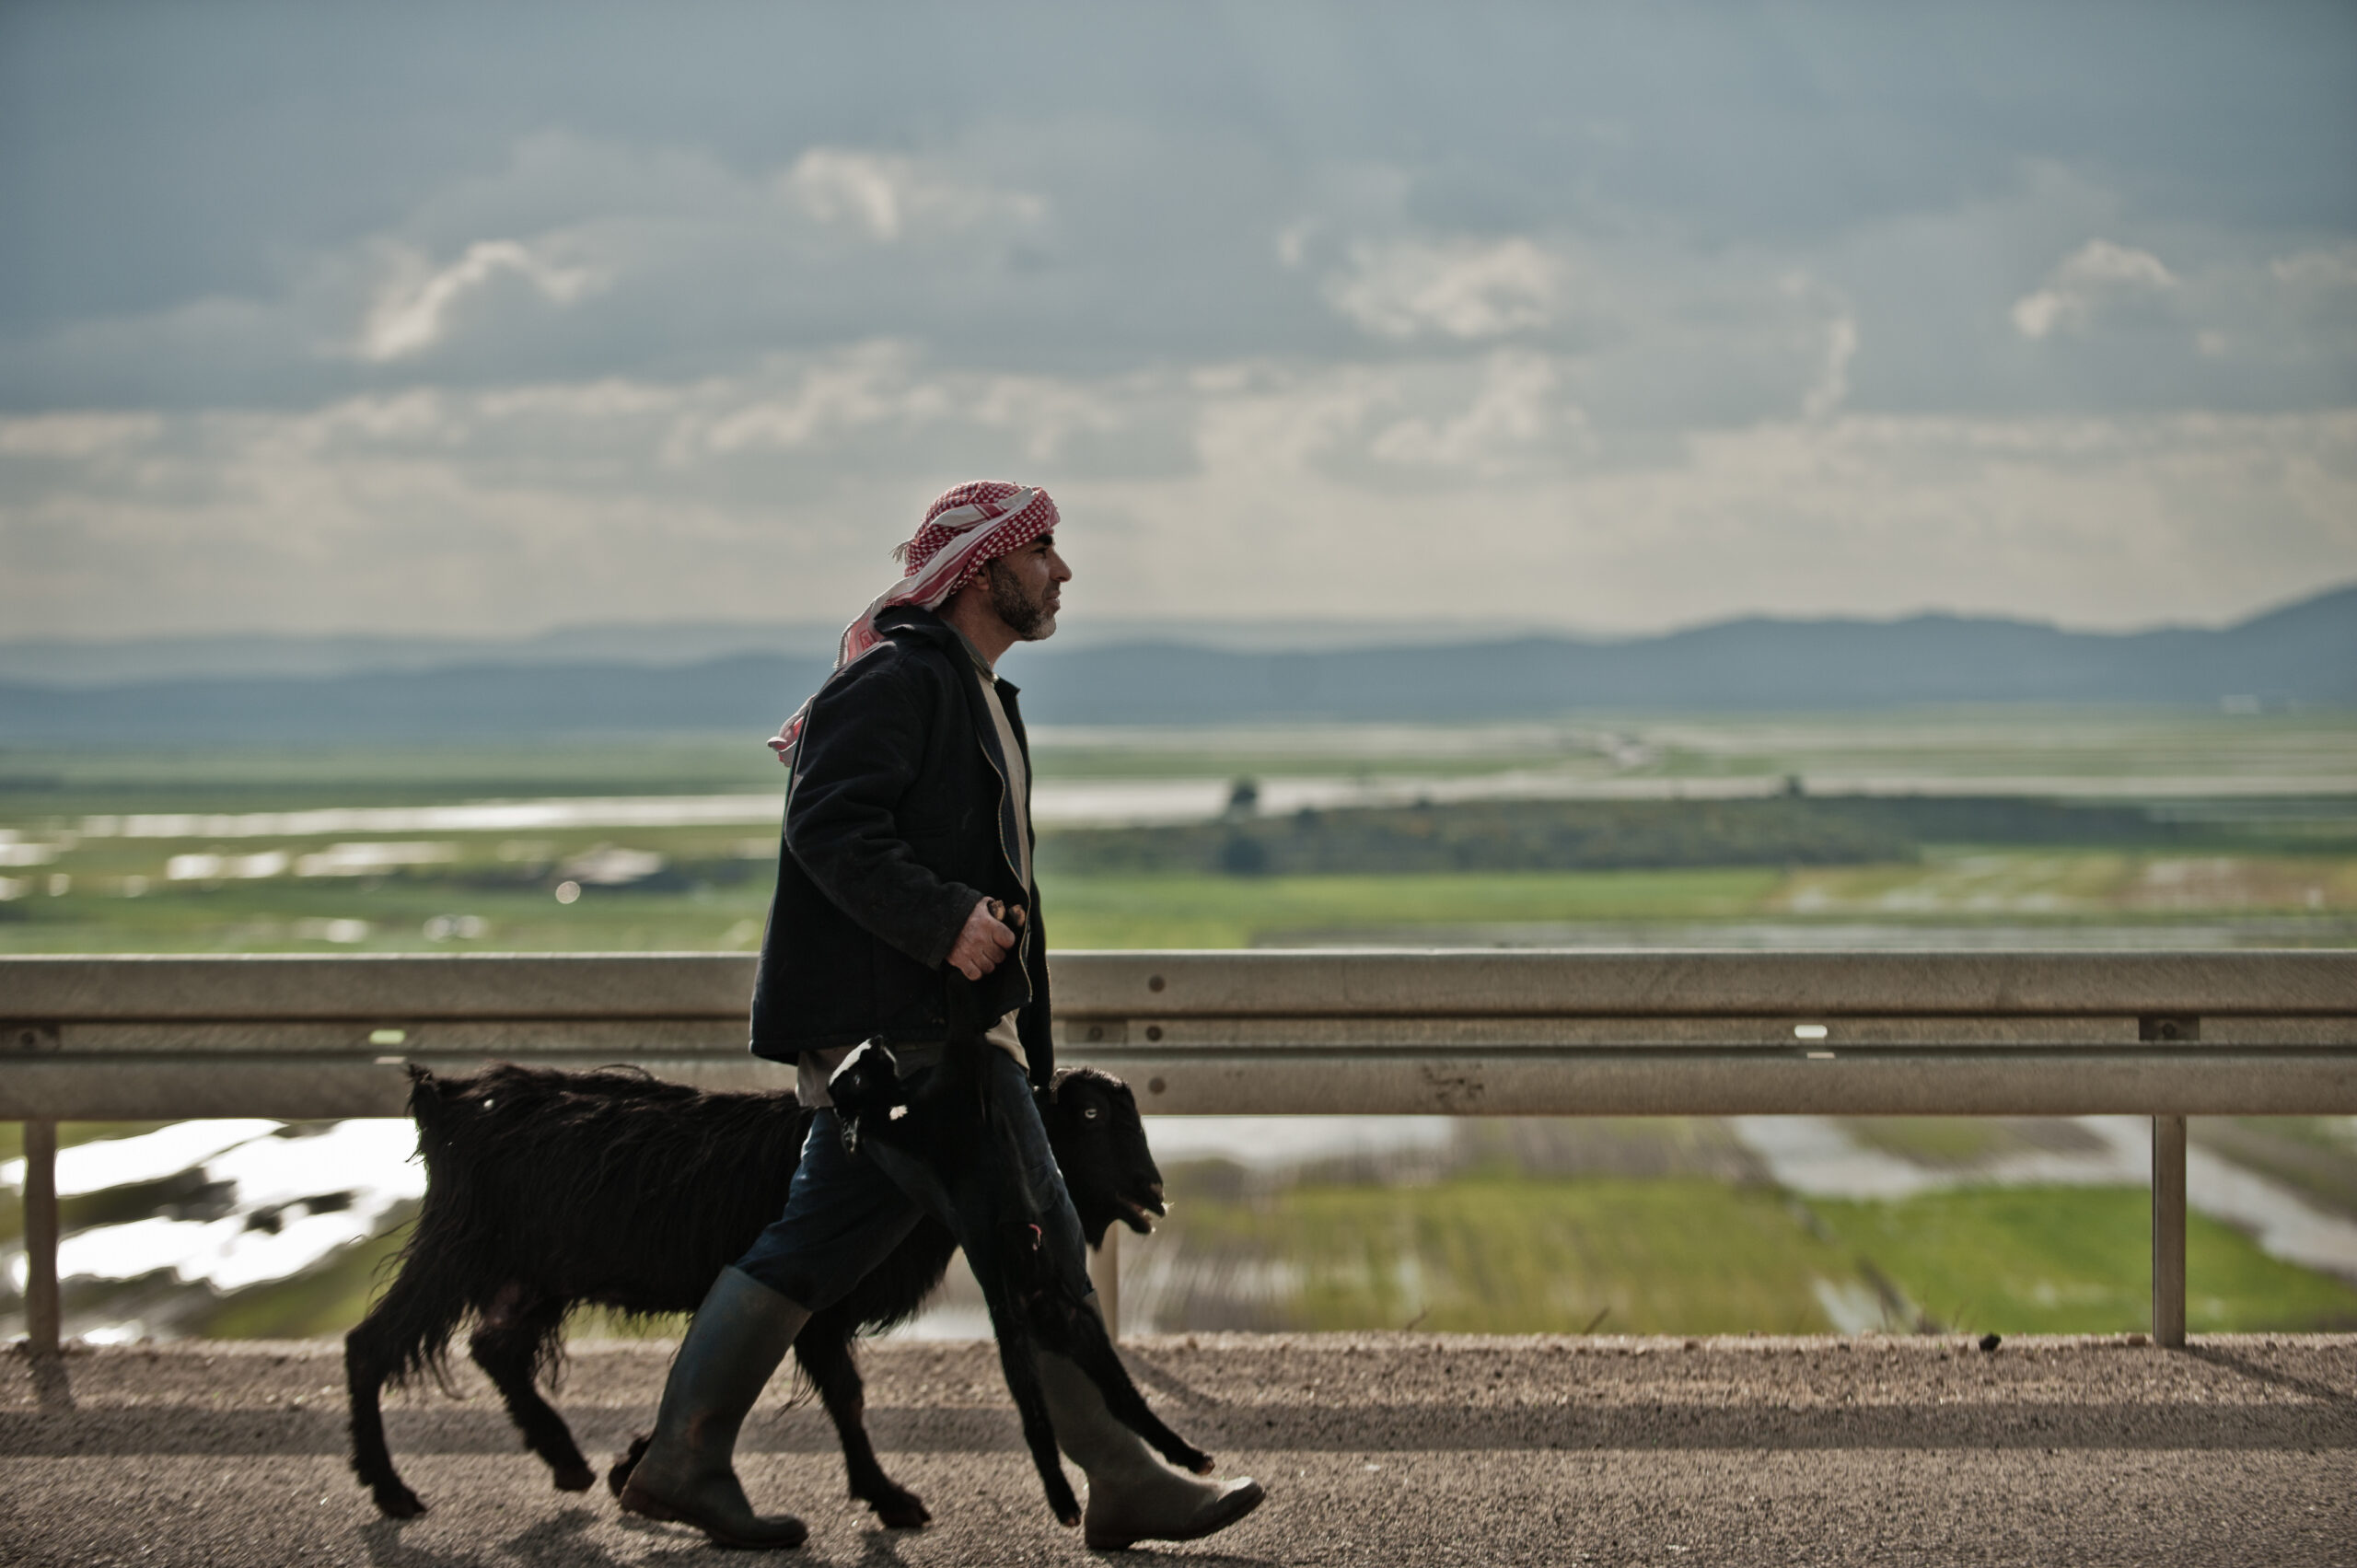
left=5, top=1346, right=76, bottom=1411
left=9, top=1395, right=2351, bottom=1460
left=1119, top=1348, right=1230, bottom=1410
left=2185, top=1343, right=2356, bottom=1407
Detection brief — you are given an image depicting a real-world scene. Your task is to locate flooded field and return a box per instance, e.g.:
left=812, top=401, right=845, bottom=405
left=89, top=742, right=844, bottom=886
left=935, top=1113, right=2357, bottom=1339
left=3, top=710, right=2353, bottom=1342
left=7, top=1110, right=2356, bottom=1344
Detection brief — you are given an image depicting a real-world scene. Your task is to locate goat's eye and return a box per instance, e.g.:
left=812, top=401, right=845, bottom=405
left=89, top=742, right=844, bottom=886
left=1084, top=1107, right=1100, bottom=1120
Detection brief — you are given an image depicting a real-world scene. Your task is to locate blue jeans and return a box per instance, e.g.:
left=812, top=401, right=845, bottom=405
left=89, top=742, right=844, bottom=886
left=732, top=1047, right=1095, bottom=1312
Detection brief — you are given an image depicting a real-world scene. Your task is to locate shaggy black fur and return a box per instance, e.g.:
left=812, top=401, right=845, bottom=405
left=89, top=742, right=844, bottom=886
left=828, top=1009, right=1213, bottom=1528
left=343, top=1059, right=1164, bottom=1526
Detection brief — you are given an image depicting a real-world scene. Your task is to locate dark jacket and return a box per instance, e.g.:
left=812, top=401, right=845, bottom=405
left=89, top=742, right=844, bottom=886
left=748, top=606, right=1053, bottom=1088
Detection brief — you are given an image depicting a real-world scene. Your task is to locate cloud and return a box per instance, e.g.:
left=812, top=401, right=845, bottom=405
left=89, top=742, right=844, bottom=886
left=2270, top=245, right=2357, bottom=291
left=780, top=148, right=1043, bottom=242
left=1974, top=233, right=2357, bottom=401
left=2012, top=239, right=2177, bottom=340
left=6, top=123, right=2339, bottom=428
left=6, top=346, right=2351, bottom=641
left=1802, top=314, right=1859, bottom=422
left=4, top=6, right=2351, bottom=647
left=1323, top=238, right=1562, bottom=341
left=355, top=239, right=603, bottom=362
left=0, top=412, right=162, bottom=459
left=1366, top=351, right=1586, bottom=475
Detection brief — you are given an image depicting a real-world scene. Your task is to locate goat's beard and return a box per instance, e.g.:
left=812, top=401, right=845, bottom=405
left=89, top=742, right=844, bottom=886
left=985, top=559, right=1057, bottom=641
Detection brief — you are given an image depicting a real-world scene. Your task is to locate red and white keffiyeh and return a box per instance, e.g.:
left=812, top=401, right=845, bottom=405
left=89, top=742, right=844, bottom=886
left=769, top=481, right=1060, bottom=768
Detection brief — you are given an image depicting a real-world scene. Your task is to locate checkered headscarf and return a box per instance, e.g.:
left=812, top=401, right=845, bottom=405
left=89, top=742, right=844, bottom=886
left=769, top=481, right=1060, bottom=768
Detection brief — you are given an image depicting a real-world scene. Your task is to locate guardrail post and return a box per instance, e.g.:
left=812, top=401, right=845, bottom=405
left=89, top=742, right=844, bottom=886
left=2151, top=1114, right=2186, bottom=1349
left=1090, top=1227, right=1120, bottom=1342
left=22, top=1119, right=60, bottom=1354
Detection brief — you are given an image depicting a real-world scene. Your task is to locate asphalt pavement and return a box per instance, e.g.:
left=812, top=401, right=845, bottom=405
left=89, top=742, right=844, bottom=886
left=3, top=1333, right=2351, bottom=1566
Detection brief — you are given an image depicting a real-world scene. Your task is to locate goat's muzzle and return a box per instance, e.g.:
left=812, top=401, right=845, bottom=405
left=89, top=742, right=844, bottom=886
left=1117, top=1180, right=1167, bottom=1231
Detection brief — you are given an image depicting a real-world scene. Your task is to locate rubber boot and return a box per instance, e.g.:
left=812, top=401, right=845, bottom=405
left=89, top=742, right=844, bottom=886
left=1037, top=1349, right=1266, bottom=1551
left=617, top=1266, right=812, bottom=1550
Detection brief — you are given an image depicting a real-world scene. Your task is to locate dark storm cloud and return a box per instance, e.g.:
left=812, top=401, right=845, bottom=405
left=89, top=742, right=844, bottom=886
left=4, top=1, right=2350, bottom=407
left=1, top=1, right=2351, bottom=638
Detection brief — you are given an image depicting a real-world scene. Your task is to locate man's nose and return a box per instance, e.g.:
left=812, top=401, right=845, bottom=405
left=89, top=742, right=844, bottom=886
left=1049, top=548, right=1073, bottom=581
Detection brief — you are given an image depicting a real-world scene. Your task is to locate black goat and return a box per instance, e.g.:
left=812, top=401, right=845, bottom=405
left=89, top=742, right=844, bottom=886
left=343, top=1060, right=1165, bottom=1526
left=826, top=1025, right=1213, bottom=1528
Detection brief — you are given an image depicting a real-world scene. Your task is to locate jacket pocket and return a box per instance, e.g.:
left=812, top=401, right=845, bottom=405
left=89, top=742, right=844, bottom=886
left=872, top=938, right=946, bottom=1038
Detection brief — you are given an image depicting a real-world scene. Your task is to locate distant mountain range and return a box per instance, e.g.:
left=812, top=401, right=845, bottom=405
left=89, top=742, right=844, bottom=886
left=2, top=587, right=2348, bottom=741
left=0, top=614, right=1536, bottom=687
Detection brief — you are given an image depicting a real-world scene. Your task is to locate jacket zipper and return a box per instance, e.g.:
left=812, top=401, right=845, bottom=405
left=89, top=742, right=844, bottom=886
left=970, top=669, right=1037, bottom=994
left=971, top=668, right=1032, bottom=990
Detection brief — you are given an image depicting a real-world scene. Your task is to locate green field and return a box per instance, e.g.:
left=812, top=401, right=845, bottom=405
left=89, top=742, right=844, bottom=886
left=1123, top=1172, right=2357, bottom=1337
left=10, top=708, right=2349, bottom=802
left=6, top=716, right=2356, bottom=1341
left=4, top=713, right=2352, bottom=955
left=1050, top=868, right=1785, bottom=947
left=11, top=853, right=2356, bottom=955
left=1808, top=1186, right=2357, bottom=1335
left=38, top=1157, right=2351, bottom=1342
left=1030, top=707, right=2357, bottom=793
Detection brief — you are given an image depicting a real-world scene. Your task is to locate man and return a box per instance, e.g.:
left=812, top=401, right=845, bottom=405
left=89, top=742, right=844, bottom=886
left=618, top=482, right=1265, bottom=1551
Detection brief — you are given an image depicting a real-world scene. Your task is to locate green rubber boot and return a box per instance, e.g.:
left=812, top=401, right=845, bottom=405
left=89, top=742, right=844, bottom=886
left=617, top=1266, right=811, bottom=1550
left=1038, top=1318, right=1265, bottom=1551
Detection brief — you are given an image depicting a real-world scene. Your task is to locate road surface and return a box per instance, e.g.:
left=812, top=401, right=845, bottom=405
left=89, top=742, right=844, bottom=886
left=3, top=1333, right=2351, bottom=1565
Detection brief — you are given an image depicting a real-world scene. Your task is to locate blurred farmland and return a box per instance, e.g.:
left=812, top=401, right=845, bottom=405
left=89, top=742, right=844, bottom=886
left=3, top=707, right=2354, bottom=1342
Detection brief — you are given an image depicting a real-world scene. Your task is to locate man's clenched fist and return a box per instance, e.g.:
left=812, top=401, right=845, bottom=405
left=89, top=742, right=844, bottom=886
left=946, top=896, right=1018, bottom=981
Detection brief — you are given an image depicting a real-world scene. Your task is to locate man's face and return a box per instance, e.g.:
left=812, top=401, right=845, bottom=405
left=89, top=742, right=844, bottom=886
left=983, top=534, right=1071, bottom=641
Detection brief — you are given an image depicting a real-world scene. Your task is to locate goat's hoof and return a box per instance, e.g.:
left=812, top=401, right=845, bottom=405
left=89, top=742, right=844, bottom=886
left=1186, top=1454, right=1216, bottom=1476
left=372, top=1485, right=427, bottom=1519
left=866, top=1490, right=932, bottom=1529
left=553, top=1458, right=596, bottom=1493
left=607, top=1434, right=652, bottom=1498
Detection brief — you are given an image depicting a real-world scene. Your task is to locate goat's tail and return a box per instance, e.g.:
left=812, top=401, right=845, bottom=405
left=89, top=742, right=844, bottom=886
left=350, top=1066, right=498, bottom=1390
left=406, top=1060, right=475, bottom=1166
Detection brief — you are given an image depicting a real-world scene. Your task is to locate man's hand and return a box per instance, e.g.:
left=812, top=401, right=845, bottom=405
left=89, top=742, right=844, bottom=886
left=947, top=896, right=1018, bottom=981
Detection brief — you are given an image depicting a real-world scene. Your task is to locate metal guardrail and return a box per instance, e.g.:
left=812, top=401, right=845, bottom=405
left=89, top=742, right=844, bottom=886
left=6, top=950, right=2355, bottom=1352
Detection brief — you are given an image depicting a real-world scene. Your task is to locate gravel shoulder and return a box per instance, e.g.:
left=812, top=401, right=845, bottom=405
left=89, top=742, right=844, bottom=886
left=4, top=1334, right=2351, bottom=1566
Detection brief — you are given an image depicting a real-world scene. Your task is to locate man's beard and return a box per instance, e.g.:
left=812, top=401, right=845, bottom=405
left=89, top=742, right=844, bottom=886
left=985, top=560, right=1056, bottom=639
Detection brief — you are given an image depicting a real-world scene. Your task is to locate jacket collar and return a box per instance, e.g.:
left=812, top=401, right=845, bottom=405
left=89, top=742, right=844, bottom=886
left=875, top=603, right=960, bottom=648
left=877, top=604, right=1021, bottom=695
left=879, top=605, right=1031, bottom=891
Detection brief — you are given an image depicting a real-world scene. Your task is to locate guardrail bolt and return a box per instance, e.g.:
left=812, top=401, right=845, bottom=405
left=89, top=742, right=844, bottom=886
left=7, top=1024, right=62, bottom=1053
left=2138, top=1016, right=2200, bottom=1042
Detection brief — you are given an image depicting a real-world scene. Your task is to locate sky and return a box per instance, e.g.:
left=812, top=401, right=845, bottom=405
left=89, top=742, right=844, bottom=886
left=2, top=0, right=2353, bottom=643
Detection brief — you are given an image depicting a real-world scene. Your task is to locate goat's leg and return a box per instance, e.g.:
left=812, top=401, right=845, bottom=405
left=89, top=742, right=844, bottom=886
left=345, top=1330, right=424, bottom=1517
left=969, top=1237, right=1081, bottom=1527
left=978, top=1063, right=1217, bottom=1477
left=605, top=1432, right=653, bottom=1499
left=795, top=1313, right=931, bottom=1527
left=343, top=1264, right=462, bottom=1518
left=468, top=1287, right=595, bottom=1493
left=1046, top=1301, right=1215, bottom=1475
